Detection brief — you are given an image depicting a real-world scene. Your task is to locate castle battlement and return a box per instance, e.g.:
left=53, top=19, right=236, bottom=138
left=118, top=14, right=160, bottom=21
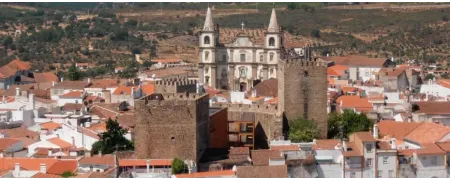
left=137, top=93, right=209, bottom=106
left=211, top=102, right=279, bottom=113
left=155, top=78, right=197, bottom=86
left=280, top=58, right=327, bottom=68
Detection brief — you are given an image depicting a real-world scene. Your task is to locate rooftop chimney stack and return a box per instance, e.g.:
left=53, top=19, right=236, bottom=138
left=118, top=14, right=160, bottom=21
left=48, top=149, right=52, bottom=156
left=40, top=163, right=47, bottom=174
left=29, top=94, right=35, bottom=110
left=342, top=141, right=348, bottom=151
left=146, top=160, right=150, bottom=173
left=88, top=78, right=91, bottom=83
left=61, top=77, right=64, bottom=82
left=52, top=81, right=56, bottom=86
left=14, top=163, right=20, bottom=176
left=15, top=87, right=20, bottom=97
left=390, top=138, right=397, bottom=149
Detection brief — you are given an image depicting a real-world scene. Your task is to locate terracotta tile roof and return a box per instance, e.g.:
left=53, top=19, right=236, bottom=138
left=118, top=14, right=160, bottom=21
left=0, top=138, right=20, bottom=151
left=236, top=165, right=287, bottom=178
left=229, top=147, right=250, bottom=156
left=327, top=65, right=348, bottom=77
left=19, top=75, right=34, bottom=82
left=377, top=121, right=421, bottom=140
left=59, top=91, right=83, bottom=98
left=1, top=84, right=35, bottom=96
left=9, top=60, right=31, bottom=71
left=30, top=89, right=51, bottom=99
left=341, top=86, right=358, bottom=94
left=33, top=72, right=59, bottom=83
left=313, top=139, right=341, bottom=150
left=113, top=86, right=137, bottom=95
left=270, top=145, right=300, bottom=151
left=47, top=138, right=73, bottom=149
left=378, top=67, right=407, bottom=78
left=176, top=170, right=235, bottom=178
left=0, top=158, right=76, bottom=174
left=40, top=121, right=62, bottom=131
left=0, top=128, right=39, bottom=139
left=52, top=81, right=90, bottom=90
left=62, top=103, right=83, bottom=111
left=321, top=55, right=389, bottom=67
left=84, top=96, right=104, bottom=102
left=141, top=84, right=155, bottom=96
left=376, top=141, right=393, bottom=150
left=31, top=172, right=61, bottom=178
left=414, top=101, right=450, bottom=115
left=265, top=97, right=278, bottom=104
left=250, top=150, right=281, bottom=166
left=89, top=79, right=121, bottom=89
left=353, top=132, right=377, bottom=142
left=143, top=67, right=188, bottom=78
left=404, top=122, right=450, bottom=145
left=248, top=78, right=277, bottom=97
left=88, top=123, right=107, bottom=132
left=118, top=159, right=172, bottom=167
left=0, top=59, right=31, bottom=78
left=415, top=143, right=446, bottom=155
left=116, top=114, right=136, bottom=128
left=398, top=149, right=416, bottom=156
left=342, top=142, right=362, bottom=157
left=204, top=86, right=221, bottom=98
left=247, top=96, right=265, bottom=102
left=79, top=154, right=115, bottom=166
left=437, top=141, right=450, bottom=152
left=436, top=79, right=450, bottom=89
left=16, top=137, right=38, bottom=148
left=90, top=105, right=119, bottom=120
left=336, top=95, right=373, bottom=112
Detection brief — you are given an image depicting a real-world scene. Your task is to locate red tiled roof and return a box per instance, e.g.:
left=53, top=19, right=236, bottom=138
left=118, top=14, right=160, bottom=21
left=436, top=79, right=450, bottom=89
left=79, top=154, right=115, bottom=166
left=31, top=172, right=62, bottom=178
left=437, top=141, right=450, bottom=152
left=250, top=150, right=281, bottom=166
left=47, top=138, right=72, bottom=149
left=143, top=67, right=187, bottom=78
left=353, top=132, right=377, bottom=142
left=0, top=138, right=20, bottom=151
left=62, top=103, right=83, bottom=111
left=59, top=91, right=83, bottom=98
left=78, top=127, right=100, bottom=140
left=52, top=81, right=90, bottom=90
left=141, top=84, right=155, bottom=96
left=377, top=121, right=421, bottom=140
left=404, top=123, right=450, bottom=145
left=33, top=72, right=59, bottom=83
left=414, top=101, right=450, bottom=115
left=113, top=86, right=137, bottom=95
left=0, top=158, right=76, bottom=174
left=270, top=145, right=300, bottom=151
left=229, top=147, right=250, bottom=156
left=176, top=170, right=235, bottom=178
left=0, top=128, right=39, bottom=139
left=40, top=121, right=62, bottom=131
left=248, top=78, right=278, bottom=97
left=151, top=58, right=182, bottom=63
left=327, top=65, right=348, bottom=77
left=336, top=95, right=373, bottom=112
left=415, top=143, right=446, bottom=155
left=321, top=55, right=388, bottom=67
left=313, top=139, right=341, bottom=150
left=236, top=165, right=287, bottom=178
left=378, top=67, right=407, bottom=78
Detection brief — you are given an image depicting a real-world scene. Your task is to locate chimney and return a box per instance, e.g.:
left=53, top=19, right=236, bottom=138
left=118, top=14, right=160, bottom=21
left=52, top=81, right=56, bottom=86
left=390, top=138, right=397, bottom=149
left=327, top=53, right=329, bottom=57
left=15, top=87, right=20, bottom=96
left=48, top=149, right=52, bottom=156
left=98, top=150, right=102, bottom=156
left=60, top=77, right=64, bottom=82
left=0, top=151, right=3, bottom=158
left=251, top=90, right=257, bottom=98
left=14, top=163, right=20, bottom=176
left=146, top=159, right=150, bottom=173
left=29, top=94, right=35, bottom=110
left=373, top=124, right=379, bottom=139
left=85, top=122, right=91, bottom=128
left=2, top=96, right=5, bottom=103
left=88, top=78, right=91, bottom=83
left=342, top=141, right=348, bottom=151
left=40, top=163, right=46, bottom=174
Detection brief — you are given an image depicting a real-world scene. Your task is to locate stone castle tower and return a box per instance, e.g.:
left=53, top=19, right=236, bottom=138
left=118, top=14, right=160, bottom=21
left=277, top=48, right=328, bottom=138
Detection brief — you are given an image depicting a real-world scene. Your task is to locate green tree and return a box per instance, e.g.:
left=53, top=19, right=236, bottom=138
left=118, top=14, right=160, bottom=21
left=91, top=118, right=134, bottom=155
left=287, top=2, right=297, bottom=10
left=288, top=117, right=321, bottom=142
left=171, top=158, right=188, bottom=174
left=424, top=74, right=435, bottom=81
left=66, top=63, right=82, bottom=81
left=327, top=110, right=374, bottom=139
left=311, top=29, right=320, bottom=38
left=61, top=171, right=76, bottom=178
left=2, top=36, right=13, bottom=49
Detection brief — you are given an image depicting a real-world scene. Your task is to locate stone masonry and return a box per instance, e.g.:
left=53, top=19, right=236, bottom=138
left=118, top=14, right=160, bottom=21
left=154, top=78, right=197, bottom=93
left=134, top=93, right=210, bottom=162
left=278, top=48, right=328, bottom=138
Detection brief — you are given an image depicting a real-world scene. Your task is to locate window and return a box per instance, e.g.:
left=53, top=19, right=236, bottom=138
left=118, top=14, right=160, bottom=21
left=204, top=36, right=210, bottom=44
left=205, top=76, right=210, bottom=84
left=260, top=55, right=263, bottom=62
left=431, top=156, right=437, bottom=165
left=377, top=170, right=383, bottom=178
left=204, top=51, right=210, bottom=61
left=269, top=37, right=275, bottom=46
left=383, top=157, right=388, bottom=164
left=367, top=158, right=372, bottom=167
left=365, top=70, right=370, bottom=77
left=270, top=68, right=274, bottom=75
left=75, top=100, right=79, bottom=104
left=304, top=71, right=309, bottom=77
left=205, top=67, right=209, bottom=73
left=388, top=170, right=394, bottom=178
left=366, top=144, right=373, bottom=153
left=350, top=172, right=356, bottom=178
left=240, top=54, right=246, bottom=62
left=269, top=53, right=274, bottom=61
left=222, top=55, right=226, bottom=62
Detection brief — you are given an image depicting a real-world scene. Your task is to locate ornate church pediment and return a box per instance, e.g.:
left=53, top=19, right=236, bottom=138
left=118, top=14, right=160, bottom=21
left=231, top=36, right=254, bottom=47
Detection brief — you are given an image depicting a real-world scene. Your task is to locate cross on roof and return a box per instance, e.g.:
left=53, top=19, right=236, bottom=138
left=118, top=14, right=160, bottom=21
left=241, top=22, right=245, bottom=30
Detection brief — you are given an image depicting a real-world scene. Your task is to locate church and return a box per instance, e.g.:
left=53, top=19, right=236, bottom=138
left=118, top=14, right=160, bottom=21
left=197, top=7, right=312, bottom=91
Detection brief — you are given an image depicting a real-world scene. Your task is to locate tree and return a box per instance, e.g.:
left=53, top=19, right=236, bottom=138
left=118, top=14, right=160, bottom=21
left=66, top=63, right=82, bottom=81
left=2, top=36, right=13, bottom=49
left=424, top=74, right=435, bottom=81
left=61, top=171, right=76, bottom=178
left=311, top=29, right=320, bottom=38
left=142, top=60, right=153, bottom=68
left=287, top=2, right=297, bottom=10
left=91, top=118, right=134, bottom=155
left=288, top=117, right=321, bottom=142
left=327, top=110, right=374, bottom=139
left=172, top=158, right=188, bottom=174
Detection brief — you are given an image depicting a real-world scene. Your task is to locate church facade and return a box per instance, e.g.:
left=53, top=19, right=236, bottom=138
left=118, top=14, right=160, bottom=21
left=198, top=8, right=285, bottom=91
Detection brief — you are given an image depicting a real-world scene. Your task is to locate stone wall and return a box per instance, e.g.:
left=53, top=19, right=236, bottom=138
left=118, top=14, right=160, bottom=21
left=134, top=93, right=210, bottom=162
left=154, top=78, right=197, bottom=93
left=278, top=58, right=328, bottom=138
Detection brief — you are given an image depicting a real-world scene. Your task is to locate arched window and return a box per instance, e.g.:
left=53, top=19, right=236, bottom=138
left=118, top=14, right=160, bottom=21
left=204, top=36, right=210, bottom=45
left=269, top=52, right=274, bottom=61
left=269, top=37, right=275, bottom=46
